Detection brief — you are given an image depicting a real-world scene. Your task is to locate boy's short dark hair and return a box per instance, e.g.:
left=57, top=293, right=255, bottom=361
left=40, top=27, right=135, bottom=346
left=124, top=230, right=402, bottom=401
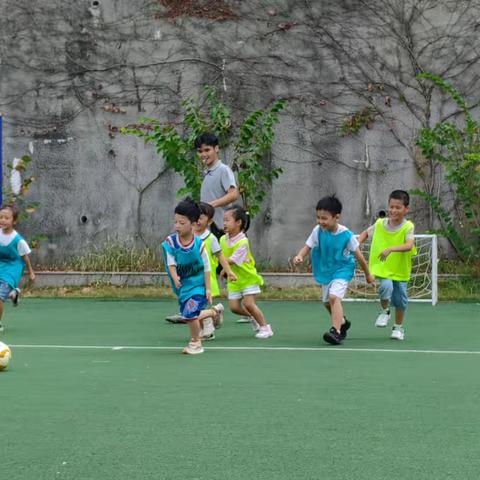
left=316, top=195, right=342, bottom=215
left=198, top=202, right=215, bottom=220
left=389, top=190, right=410, bottom=207
left=174, top=198, right=201, bottom=223
left=194, top=133, right=219, bottom=149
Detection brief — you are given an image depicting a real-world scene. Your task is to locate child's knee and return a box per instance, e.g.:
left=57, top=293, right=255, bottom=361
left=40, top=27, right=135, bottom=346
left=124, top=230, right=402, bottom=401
left=229, top=301, right=241, bottom=314
left=328, top=294, right=341, bottom=305
left=378, top=279, right=393, bottom=300
left=391, top=282, right=408, bottom=309
left=243, top=298, right=255, bottom=310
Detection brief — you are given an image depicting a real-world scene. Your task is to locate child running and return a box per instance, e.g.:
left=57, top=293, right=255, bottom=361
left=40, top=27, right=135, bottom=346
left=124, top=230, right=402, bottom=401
left=293, top=195, right=374, bottom=345
left=358, top=190, right=416, bottom=340
left=195, top=202, right=237, bottom=340
left=162, top=199, right=224, bottom=355
left=0, top=206, right=35, bottom=333
left=220, top=206, right=273, bottom=339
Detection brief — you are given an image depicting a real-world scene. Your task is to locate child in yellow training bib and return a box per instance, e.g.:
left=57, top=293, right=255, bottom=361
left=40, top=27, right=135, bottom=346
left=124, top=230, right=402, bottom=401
left=220, top=206, right=273, bottom=339
left=195, top=202, right=237, bottom=341
left=358, top=190, right=416, bottom=341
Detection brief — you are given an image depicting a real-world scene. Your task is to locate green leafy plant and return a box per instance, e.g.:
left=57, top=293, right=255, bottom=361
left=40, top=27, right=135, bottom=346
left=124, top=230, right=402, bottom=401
left=232, top=99, right=286, bottom=216
left=121, top=85, right=286, bottom=216
left=413, top=73, right=480, bottom=262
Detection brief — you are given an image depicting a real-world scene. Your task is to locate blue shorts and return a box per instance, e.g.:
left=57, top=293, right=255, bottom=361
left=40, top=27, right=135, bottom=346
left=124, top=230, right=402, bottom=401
left=0, top=281, right=13, bottom=302
left=179, top=294, right=208, bottom=320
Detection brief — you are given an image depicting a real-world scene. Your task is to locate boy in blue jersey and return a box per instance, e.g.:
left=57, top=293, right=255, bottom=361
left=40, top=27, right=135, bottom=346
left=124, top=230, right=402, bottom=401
left=294, top=195, right=374, bottom=345
left=0, top=206, right=35, bottom=333
left=162, top=199, right=224, bottom=355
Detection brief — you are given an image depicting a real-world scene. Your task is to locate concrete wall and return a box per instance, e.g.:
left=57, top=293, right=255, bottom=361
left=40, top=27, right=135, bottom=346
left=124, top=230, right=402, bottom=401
left=1, top=0, right=478, bottom=266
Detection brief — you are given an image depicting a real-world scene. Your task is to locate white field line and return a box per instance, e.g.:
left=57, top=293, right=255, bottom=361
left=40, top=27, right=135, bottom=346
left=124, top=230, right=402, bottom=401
left=9, top=344, right=480, bottom=355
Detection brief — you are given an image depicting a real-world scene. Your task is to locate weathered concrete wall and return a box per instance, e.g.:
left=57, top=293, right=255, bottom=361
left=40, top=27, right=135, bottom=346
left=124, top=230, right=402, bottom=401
left=1, top=0, right=479, bottom=266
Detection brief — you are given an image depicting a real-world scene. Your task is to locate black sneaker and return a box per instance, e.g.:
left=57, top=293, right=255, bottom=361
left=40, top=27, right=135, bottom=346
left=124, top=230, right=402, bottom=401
left=340, top=317, right=351, bottom=340
left=323, top=327, right=343, bottom=345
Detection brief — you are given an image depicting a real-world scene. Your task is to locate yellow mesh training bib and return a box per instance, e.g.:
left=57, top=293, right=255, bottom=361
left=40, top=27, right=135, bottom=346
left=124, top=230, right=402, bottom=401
left=203, top=233, right=220, bottom=297
left=220, top=236, right=263, bottom=293
left=369, top=219, right=416, bottom=281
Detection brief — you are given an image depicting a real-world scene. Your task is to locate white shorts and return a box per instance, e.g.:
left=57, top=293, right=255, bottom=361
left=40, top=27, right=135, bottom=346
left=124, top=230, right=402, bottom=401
left=228, top=285, right=262, bottom=300
left=321, top=279, right=349, bottom=303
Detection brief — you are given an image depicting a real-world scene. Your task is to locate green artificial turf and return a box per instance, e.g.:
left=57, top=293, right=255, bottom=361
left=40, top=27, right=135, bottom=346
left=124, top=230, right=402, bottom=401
left=1, top=299, right=479, bottom=479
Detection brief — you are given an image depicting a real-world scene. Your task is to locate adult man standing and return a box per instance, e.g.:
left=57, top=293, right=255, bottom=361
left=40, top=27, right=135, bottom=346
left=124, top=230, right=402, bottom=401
left=196, top=133, right=238, bottom=238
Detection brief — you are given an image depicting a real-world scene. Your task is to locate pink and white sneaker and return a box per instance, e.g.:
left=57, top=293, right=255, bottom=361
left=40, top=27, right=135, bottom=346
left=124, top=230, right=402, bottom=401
left=213, top=303, right=224, bottom=329
left=255, top=324, right=274, bottom=339
left=182, top=340, right=204, bottom=355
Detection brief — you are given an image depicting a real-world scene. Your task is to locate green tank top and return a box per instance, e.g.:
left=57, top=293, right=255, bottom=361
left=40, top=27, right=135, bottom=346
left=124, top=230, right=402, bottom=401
left=220, top=235, right=263, bottom=292
left=369, top=218, right=416, bottom=281
left=203, top=233, right=220, bottom=297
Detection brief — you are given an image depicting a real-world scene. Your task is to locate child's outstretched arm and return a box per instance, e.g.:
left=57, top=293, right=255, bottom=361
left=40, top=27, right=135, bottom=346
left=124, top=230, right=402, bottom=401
left=227, top=244, right=248, bottom=266
left=354, top=248, right=375, bottom=284
left=201, top=246, right=212, bottom=304
left=293, top=245, right=311, bottom=265
left=215, top=252, right=237, bottom=282
left=204, top=270, right=212, bottom=304
left=168, top=265, right=181, bottom=289
left=379, top=238, right=415, bottom=261
left=357, top=229, right=369, bottom=244
left=22, top=255, right=35, bottom=282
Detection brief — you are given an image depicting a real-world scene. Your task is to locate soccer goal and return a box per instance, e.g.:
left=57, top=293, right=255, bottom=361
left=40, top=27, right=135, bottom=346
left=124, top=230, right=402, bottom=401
left=348, top=234, right=438, bottom=305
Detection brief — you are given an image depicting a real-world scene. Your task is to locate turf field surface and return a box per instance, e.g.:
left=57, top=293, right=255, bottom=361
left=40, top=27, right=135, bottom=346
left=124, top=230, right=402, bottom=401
left=1, top=299, right=479, bottom=480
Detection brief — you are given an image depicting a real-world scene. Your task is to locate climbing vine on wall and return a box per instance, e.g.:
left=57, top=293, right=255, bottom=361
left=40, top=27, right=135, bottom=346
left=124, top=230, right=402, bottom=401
left=121, top=85, right=286, bottom=218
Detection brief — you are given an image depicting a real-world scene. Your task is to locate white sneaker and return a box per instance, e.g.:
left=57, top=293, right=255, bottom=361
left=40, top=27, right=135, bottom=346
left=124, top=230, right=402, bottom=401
left=213, top=303, right=224, bottom=328
left=255, top=324, right=273, bottom=339
left=390, top=326, right=405, bottom=341
left=201, top=318, right=215, bottom=340
left=250, top=316, right=260, bottom=333
left=375, top=310, right=391, bottom=327
left=9, top=288, right=20, bottom=307
left=182, top=340, right=204, bottom=354
left=236, top=316, right=251, bottom=323
left=165, top=313, right=185, bottom=324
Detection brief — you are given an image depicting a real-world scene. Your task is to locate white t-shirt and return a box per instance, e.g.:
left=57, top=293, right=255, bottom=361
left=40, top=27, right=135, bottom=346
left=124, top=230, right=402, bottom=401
left=198, top=230, right=221, bottom=255
left=165, top=236, right=210, bottom=272
left=306, top=225, right=359, bottom=252
left=366, top=219, right=414, bottom=240
left=0, top=230, right=31, bottom=256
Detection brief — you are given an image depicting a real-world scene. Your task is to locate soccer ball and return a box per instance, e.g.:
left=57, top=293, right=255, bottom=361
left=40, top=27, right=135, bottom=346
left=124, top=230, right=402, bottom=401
left=0, top=341, right=12, bottom=371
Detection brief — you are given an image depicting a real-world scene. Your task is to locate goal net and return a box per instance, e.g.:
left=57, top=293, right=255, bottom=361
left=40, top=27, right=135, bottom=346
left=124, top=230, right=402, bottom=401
left=348, top=234, right=438, bottom=305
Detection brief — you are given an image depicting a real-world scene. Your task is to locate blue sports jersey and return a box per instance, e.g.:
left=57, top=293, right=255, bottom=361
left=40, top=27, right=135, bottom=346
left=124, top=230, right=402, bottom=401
left=0, top=233, right=27, bottom=288
left=162, top=234, right=206, bottom=304
left=311, top=228, right=356, bottom=285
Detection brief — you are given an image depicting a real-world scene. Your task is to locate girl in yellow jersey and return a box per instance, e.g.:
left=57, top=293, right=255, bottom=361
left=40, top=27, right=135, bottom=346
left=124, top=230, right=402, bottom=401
left=220, top=206, right=273, bottom=339
left=358, top=190, right=416, bottom=341
left=195, top=202, right=237, bottom=340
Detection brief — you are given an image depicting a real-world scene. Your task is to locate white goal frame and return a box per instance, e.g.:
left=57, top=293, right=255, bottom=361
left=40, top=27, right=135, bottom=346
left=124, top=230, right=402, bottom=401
left=346, top=234, right=438, bottom=305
